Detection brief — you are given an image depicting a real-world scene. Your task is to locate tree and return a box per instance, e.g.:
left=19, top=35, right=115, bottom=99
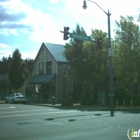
left=82, top=29, right=109, bottom=89
left=2, top=55, right=12, bottom=66
left=63, top=25, right=109, bottom=104
left=64, top=24, right=87, bottom=82
left=25, top=58, right=34, bottom=73
left=113, top=16, right=140, bottom=100
left=8, top=49, right=28, bottom=91
left=64, top=27, right=108, bottom=86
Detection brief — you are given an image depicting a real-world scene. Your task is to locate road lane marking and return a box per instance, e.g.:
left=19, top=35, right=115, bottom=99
left=45, top=121, right=63, bottom=126
left=0, top=109, right=58, bottom=114
left=11, top=106, right=15, bottom=108
left=0, top=106, right=15, bottom=109
left=0, top=110, right=78, bottom=118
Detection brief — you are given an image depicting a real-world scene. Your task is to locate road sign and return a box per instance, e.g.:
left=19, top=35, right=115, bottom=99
left=108, top=48, right=114, bottom=56
left=70, top=33, right=91, bottom=41
left=61, top=70, right=68, bottom=77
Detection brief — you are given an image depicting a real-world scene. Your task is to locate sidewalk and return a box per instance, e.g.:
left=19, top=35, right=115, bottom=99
left=27, top=102, right=140, bottom=111
left=1, top=100, right=140, bottom=111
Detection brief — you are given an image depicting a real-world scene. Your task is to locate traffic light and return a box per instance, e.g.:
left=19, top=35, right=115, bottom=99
left=64, top=27, right=69, bottom=40
left=97, top=37, right=102, bottom=49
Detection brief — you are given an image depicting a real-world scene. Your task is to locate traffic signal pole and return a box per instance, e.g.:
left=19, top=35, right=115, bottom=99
left=83, top=0, right=114, bottom=117
left=107, top=10, right=114, bottom=116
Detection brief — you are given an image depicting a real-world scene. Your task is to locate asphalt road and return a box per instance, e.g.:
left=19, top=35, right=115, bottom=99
left=0, top=103, right=139, bottom=140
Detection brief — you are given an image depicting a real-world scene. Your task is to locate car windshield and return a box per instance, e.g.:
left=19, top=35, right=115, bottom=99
left=15, top=93, right=23, bottom=97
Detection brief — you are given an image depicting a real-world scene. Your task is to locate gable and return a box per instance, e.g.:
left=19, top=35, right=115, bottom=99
left=44, top=43, right=68, bottom=63
left=35, top=43, right=68, bottom=63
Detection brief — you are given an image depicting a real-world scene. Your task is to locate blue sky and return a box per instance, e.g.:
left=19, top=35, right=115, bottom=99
left=0, top=0, right=140, bottom=60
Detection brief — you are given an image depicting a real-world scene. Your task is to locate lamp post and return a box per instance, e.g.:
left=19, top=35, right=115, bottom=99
left=83, top=0, right=114, bottom=116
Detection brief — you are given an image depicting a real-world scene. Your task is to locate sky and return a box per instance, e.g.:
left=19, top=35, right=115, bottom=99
left=0, top=0, right=140, bottom=60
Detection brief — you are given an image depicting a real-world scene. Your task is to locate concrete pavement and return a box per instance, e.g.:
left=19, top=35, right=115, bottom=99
left=1, top=100, right=140, bottom=111
left=27, top=102, right=140, bottom=111
left=1, top=103, right=139, bottom=140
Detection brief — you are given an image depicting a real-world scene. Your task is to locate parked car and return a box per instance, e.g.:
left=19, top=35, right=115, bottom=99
left=5, top=93, right=27, bottom=104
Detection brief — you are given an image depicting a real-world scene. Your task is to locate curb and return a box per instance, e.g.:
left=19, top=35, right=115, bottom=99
left=1, top=101, right=140, bottom=111
left=26, top=103, right=140, bottom=111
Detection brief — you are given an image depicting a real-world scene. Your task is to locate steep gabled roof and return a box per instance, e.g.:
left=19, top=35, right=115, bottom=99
left=34, top=43, right=68, bottom=63
left=44, top=43, right=68, bottom=63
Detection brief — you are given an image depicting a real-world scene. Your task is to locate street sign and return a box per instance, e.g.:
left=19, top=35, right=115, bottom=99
left=61, top=70, right=68, bottom=77
left=108, top=48, right=114, bottom=56
left=70, top=33, right=91, bottom=41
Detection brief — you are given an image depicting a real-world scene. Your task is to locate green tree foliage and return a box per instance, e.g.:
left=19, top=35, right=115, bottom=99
left=64, top=25, right=109, bottom=89
left=25, top=58, right=34, bottom=73
left=82, top=29, right=108, bottom=90
left=8, top=49, right=28, bottom=91
left=64, top=24, right=87, bottom=82
left=64, top=16, right=140, bottom=105
left=114, top=16, right=140, bottom=98
left=2, top=55, right=12, bottom=65
left=64, top=25, right=109, bottom=104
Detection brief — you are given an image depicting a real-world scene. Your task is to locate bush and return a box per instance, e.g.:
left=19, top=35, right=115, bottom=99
left=133, top=97, right=140, bottom=106
left=114, top=89, right=135, bottom=106
left=81, top=93, right=93, bottom=105
left=71, top=92, right=81, bottom=103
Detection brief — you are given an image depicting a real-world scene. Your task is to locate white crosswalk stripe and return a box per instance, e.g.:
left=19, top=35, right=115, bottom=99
left=0, top=110, right=78, bottom=118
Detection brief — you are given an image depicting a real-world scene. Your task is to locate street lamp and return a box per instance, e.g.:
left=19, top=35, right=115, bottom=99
left=83, top=0, right=114, bottom=116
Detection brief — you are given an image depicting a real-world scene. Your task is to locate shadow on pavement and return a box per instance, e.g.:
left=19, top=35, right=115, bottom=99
left=45, top=112, right=109, bottom=122
left=121, top=111, right=140, bottom=114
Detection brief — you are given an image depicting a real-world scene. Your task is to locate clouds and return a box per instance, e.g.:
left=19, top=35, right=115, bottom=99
left=0, top=43, right=37, bottom=59
left=0, top=23, right=32, bottom=29
left=0, top=6, right=27, bottom=22
left=0, top=0, right=63, bottom=41
left=0, top=0, right=33, bottom=37
left=0, top=0, right=9, bottom=2
left=49, top=0, right=58, bottom=4
left=65, top=0, right=140, bottom=36
left=49, top=0, right=65, bottom=4
left=0, top=0, right=139, bottom=60
left=0, top=0, right=63, bottom=59
left=0, top=44, right=12, bottom=58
